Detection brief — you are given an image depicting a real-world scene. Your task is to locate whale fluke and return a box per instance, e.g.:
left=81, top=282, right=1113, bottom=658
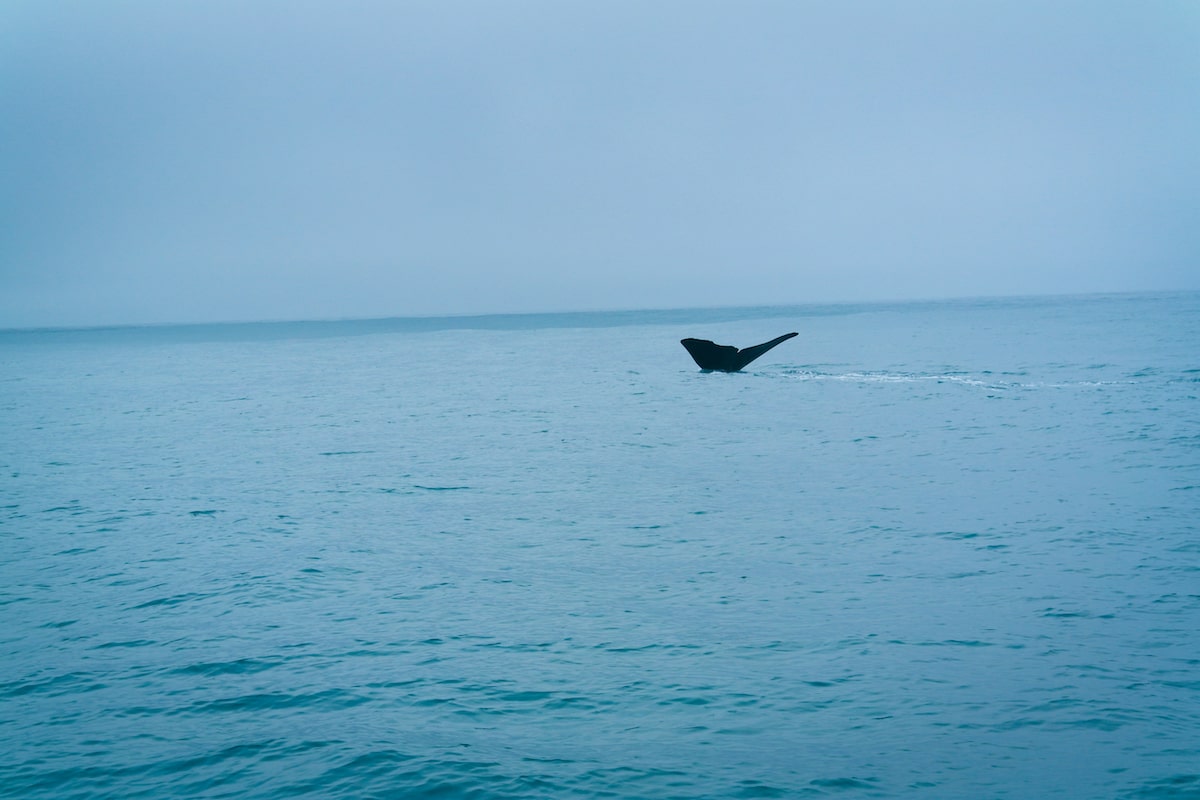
left=680, top=332, right=798, bottom=372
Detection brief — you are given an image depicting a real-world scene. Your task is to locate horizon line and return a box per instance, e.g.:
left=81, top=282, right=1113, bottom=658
left=1, top=288, right=1192, bottom=337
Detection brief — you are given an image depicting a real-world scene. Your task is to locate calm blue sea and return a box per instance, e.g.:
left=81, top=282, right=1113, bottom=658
left=2, top=292, right=1198, bottom=799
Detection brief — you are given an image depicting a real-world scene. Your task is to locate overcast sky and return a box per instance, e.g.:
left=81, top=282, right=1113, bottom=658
left=2, top=1, right=1198, bottom=328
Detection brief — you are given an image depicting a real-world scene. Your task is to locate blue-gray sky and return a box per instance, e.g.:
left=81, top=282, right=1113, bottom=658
left=3, top=1, right=1198, bottom=328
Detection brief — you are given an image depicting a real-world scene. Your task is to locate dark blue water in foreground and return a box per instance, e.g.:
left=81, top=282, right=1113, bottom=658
left=2, top=293, right=1198, bottom=799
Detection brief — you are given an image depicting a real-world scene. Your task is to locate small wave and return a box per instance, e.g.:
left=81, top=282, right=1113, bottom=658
left=810, top=776, right=882, bottom=791
left=734, top=779, right=789, bottom=798
left=183, top=689, right=369, bottom=715
left=170, top=657, right=284, bottom=677
left=40, top=502, right=85, bottom=514
left=891, top=638, right=996, bottom=648
left=1125, top=774, right=1200, bottom=799
left=92, top=639, right=156, bottom=650
left=1040, top=607, right=1114, bottom=619
left=131, top=592, right=214, bottom=610
left=0, top=671, right=103, bottom=699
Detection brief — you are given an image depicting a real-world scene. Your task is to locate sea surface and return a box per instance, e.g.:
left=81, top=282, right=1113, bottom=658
left=2, top=292, right=1198, bottom=799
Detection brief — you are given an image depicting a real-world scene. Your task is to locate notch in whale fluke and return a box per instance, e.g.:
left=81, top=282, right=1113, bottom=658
left=680, top=332, right=798, bottom=372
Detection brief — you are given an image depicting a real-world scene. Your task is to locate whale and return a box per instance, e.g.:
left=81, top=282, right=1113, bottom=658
left=680, top=332, right=798, bottom=372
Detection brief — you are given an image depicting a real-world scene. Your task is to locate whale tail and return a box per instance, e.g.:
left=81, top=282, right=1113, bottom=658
left=681, top=332, right=798, bottom=372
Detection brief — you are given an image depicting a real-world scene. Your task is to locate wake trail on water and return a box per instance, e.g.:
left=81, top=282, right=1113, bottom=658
left=772, top=367, right=1144, bottom=391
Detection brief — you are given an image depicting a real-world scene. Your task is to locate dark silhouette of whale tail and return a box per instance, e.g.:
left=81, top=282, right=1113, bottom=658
left=681, top=332, right=798, bottom=372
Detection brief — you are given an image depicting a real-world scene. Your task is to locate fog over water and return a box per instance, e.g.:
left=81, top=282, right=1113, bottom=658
left=2, top=1, right=1198, bottom=328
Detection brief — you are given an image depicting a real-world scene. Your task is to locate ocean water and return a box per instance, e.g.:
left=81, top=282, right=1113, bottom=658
left=1, top=292, right=1198, bottom=799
